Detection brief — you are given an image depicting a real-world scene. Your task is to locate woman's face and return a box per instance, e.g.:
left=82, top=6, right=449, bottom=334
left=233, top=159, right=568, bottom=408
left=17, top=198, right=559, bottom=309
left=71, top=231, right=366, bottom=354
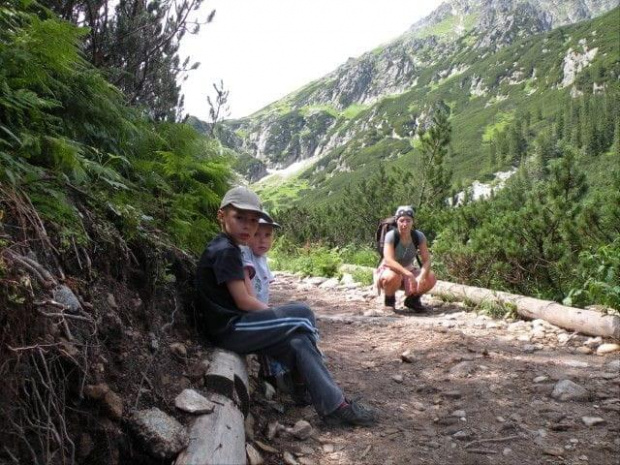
left=397, top=215, right=414, bottom=233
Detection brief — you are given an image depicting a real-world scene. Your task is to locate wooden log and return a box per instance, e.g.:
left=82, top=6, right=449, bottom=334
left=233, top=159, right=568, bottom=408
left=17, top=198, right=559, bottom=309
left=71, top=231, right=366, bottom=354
left=430, top=280, right=620, bottom=339
left=174, top=393, right=246, bottom=465
left=204, top=348, right=250, bottom=417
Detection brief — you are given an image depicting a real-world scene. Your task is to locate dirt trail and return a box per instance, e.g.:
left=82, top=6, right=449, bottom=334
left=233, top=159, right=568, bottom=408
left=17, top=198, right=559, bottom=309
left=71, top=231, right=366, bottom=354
left=251, top=272, right=620, bottom=465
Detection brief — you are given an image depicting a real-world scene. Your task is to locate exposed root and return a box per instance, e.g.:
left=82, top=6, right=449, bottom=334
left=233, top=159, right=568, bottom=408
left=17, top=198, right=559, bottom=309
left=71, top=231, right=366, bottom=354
left=3, top=249, right=56, bottom=288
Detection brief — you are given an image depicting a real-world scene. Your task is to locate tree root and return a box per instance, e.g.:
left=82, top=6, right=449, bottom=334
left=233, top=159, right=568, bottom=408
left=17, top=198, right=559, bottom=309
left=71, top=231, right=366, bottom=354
left=3, top=249, right=57, bottom=288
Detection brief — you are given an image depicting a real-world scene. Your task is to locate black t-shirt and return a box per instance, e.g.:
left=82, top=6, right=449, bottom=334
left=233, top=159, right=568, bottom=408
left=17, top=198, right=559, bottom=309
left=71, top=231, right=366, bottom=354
left=195, top=233, right=246, bottom=341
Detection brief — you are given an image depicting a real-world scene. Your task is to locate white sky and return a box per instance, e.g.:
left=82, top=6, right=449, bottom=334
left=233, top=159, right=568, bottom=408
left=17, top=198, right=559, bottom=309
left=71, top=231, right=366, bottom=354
left=180, top=0, right=444, bottom=120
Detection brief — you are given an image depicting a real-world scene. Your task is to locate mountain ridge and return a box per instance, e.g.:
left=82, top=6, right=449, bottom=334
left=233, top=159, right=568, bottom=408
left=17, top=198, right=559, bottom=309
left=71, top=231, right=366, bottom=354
left=191, top=0, right=619, bottom=206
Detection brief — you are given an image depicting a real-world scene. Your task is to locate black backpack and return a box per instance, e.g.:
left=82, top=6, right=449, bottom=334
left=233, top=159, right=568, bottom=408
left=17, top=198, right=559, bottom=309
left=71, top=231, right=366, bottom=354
left=375, top=216, right=422, bottom=266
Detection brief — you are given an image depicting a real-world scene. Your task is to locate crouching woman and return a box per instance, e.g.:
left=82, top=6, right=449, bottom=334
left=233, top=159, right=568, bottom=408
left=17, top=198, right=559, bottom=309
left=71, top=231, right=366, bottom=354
left=377, top=205, right=437, bottom=312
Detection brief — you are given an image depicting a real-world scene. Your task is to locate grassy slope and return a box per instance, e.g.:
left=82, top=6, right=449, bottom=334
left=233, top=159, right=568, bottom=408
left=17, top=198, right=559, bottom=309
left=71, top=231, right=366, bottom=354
left=254, top=8, right=619, bottom=208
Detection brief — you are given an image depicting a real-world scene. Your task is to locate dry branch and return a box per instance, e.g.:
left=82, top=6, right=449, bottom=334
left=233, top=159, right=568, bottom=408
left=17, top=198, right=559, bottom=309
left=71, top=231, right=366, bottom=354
left=465, top=434, right=522, bottom=448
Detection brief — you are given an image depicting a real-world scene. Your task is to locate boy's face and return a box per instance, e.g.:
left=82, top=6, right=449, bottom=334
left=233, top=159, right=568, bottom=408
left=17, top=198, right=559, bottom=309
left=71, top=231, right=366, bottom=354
left=249, top=224, right=275, bottom=256
left=220, top=207, right=260, bottom=245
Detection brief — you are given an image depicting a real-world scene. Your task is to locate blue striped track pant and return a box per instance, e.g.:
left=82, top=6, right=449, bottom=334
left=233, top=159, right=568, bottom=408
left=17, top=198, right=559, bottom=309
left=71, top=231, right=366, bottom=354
left=217, top=302, right=344, bottom=416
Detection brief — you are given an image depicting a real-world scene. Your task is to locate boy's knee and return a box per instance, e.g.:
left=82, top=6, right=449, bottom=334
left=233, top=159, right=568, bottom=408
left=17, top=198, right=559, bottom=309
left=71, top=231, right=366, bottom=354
left=291, top=303, right=316, bottom=325
left=288, top=334, right=312, bottom=352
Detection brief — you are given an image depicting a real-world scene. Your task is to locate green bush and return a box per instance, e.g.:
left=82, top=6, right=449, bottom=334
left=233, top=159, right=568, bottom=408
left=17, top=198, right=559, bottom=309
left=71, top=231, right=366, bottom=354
left=564, top=239, right=620, bottom=312
left=339, top=244, right=378, bottom=267
left=350, top=268, right=374, bottom=286
left=271, top=242, right=342, bottom=278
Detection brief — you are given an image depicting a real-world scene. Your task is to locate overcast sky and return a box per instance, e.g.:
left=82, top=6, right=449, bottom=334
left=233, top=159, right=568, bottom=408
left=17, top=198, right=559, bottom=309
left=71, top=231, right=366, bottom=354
left=180, top=0, right=444, bottom=120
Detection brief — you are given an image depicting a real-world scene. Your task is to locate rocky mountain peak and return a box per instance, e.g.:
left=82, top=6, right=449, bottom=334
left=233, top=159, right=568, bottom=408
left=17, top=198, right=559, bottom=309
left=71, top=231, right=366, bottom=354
left=214, top=0, right=618, bottom=184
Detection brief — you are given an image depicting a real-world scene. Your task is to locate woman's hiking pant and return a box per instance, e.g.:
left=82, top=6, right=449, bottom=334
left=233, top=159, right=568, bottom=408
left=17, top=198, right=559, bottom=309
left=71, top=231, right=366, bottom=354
left=217, top=303, right=344, bottom=416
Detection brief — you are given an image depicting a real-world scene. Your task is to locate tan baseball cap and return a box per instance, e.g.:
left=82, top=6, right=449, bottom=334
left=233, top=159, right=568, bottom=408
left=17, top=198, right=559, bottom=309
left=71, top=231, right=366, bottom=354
left=220, top=186, right=271, bottom=220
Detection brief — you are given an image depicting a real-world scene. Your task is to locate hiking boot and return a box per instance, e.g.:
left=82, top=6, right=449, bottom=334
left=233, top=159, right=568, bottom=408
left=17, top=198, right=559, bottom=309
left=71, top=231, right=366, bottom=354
left=323, top=399, right=378, bottom=427
left=403, top=295, right=428, bottom=312
left=384, top=295, right=396, bottom=309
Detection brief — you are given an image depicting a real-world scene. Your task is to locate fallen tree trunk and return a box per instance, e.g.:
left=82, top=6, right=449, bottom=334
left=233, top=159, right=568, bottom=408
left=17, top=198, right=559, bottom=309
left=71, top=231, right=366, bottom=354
left=430, top=280, right=620, bottom=339
left=205, top=348, right=250, bottom=417
left=174, top=393, right=246, bottom=465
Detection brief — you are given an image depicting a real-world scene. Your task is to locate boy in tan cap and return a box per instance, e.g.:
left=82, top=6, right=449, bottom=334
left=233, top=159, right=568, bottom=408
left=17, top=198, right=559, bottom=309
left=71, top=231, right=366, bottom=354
left=195, top=186, right=377, bottom=426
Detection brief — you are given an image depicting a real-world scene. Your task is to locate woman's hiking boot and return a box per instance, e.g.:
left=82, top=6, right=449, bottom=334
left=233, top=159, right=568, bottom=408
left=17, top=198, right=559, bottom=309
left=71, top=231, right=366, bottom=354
left=323, top=399, right=378, bottom=427
left=403, top=295, right=428, bottom=313
left=384, top=295, right=396, bottom=309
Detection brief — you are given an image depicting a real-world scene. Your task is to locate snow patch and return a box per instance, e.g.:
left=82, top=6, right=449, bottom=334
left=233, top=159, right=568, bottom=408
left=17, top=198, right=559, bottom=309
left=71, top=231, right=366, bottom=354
left=258, top=154, right=322, bottom=184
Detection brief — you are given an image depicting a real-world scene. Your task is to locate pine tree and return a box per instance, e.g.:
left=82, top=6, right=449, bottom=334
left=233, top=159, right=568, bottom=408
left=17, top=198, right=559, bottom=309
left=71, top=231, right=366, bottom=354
left=417, top=105, right=453, bottom=209
left=41, top=0, right=212, bottom=121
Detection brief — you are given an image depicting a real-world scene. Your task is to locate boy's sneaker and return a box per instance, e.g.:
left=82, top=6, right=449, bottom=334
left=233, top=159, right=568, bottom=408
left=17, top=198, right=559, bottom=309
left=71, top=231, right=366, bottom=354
left=403, top=295, right=428, bottom=313
left=323, top=399, right=378, bottom=427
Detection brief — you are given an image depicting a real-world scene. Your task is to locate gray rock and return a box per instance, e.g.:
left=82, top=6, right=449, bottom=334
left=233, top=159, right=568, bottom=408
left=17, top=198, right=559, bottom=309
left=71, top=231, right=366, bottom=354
left=102, top=390, right=123, bottom=421
left=174, top=389, right=215, bottom=414
left=298, top=457, right=317, bottom=465
left=106, top=293, right=118, bottom=309
left=584, top=336, right=603, bottom=346
left=52, top=284, right=82, bottom=312
left=304, top=277, right=327, bottom=286
left=267, top=421, right=280, bottom=440
left=169, top=342, right=187, bottom=357
left=563, top=360, right=588, bottom=368
left=450, top=361, right=476, bottom=377
left=288, top=420, right=313, bottom=440
left=556, top=333, right=571, bottom=344
left=551, top=380, right=588, bottom=402
left=400, top=349, right=416, bottom=363
left=319, top=278, right=340, bottom=289
left=575, top=346, right=593, bottom=355
left=606, top=359, right=620, bottom=371
left=581, top=416, right=605, bottom=427
left=443, top=390, right=462, bottom=399
left=128, top=408, right=188, bottom=460
left=363, top=308, right=387, bottom=317
left=522, top=344, right=540, bottom=353
left=264, top=381, right=276, bottom=400
left=596, top=343, right=620, bottom=355
left=245, top=413, right=255, bottom=441
left=246, top=443, right=264, bottom=465
left=283, top=451, right=299, bottom=465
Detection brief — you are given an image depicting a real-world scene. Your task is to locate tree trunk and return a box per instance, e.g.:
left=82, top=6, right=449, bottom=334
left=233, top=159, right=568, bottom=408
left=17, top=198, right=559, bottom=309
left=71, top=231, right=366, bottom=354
left=430, top=280, right=620, bottom=338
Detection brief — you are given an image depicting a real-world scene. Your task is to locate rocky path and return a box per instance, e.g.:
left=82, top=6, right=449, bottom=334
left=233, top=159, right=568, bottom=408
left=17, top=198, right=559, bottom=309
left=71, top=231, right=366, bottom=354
left=248, top=272, right=620, bottom=465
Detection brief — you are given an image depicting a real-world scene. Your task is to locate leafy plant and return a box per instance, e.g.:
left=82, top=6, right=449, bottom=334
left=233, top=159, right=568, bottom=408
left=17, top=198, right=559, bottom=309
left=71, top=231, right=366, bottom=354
left=271, top=243, right=342, bottom=278
left=350, top=268, right=374, bottom=286
left=564, top=239, right=620, bottom=312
